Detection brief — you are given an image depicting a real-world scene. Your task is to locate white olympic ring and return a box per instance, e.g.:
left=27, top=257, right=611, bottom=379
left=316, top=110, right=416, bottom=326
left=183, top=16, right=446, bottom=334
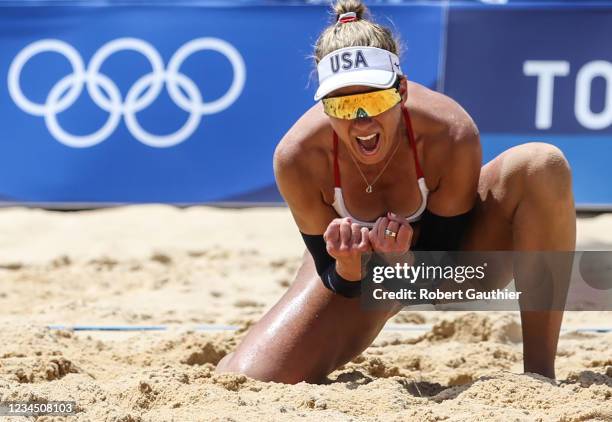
left=7, top=37, right=246, bottom=148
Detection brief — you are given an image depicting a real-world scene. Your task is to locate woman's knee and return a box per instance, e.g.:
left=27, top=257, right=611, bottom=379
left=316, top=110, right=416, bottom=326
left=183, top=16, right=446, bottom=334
left=215, top=351, right=282, bottom=382
left=214, top=352, right=234, bottom=373
left=493, top=142, right=572, bottom=207
left=518, top=142, right=573, bottom=199
left=215, top=350, right=325, bottom=384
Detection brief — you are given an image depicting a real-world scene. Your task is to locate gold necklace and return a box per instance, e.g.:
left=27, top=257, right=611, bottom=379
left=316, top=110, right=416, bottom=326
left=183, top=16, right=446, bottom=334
left=347, top=138, right=402, bottom=193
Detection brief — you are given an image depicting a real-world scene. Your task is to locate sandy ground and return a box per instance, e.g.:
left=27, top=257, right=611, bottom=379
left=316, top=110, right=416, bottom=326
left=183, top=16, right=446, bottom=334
left=0, top=205, right=610, bottom=421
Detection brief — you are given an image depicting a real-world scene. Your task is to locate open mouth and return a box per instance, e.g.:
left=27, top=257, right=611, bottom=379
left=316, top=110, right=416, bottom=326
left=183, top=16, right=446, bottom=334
left=355, top=133, right=381, bottom=156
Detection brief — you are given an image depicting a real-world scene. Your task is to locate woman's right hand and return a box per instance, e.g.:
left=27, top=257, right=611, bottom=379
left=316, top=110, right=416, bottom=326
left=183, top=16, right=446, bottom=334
left=368, top=212, right=413, bottom=255
left=323, top=217, right=371, bottom=281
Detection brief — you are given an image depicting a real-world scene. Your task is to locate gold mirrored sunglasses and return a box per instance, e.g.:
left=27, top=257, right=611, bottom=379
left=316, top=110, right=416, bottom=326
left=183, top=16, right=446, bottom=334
left=322, top=88, right=402, bottom=120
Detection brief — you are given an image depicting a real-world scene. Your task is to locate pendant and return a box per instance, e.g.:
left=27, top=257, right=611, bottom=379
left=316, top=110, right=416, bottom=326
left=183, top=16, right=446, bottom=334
left=366, top=185, right=373, bottom=193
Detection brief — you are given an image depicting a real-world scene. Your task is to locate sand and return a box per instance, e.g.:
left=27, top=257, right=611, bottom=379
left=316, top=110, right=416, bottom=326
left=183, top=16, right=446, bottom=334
left=0, top=205, right=610, bottom=421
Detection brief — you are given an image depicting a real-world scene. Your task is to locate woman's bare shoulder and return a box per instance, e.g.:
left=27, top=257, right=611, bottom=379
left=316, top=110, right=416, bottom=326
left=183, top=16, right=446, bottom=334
left=274, top=102, right=331, bottom=180
left=406, top=81, right=479, bottom=142
left=273, top=103, right=338, bottom=232
left=405, top=82, right=481, bottom=197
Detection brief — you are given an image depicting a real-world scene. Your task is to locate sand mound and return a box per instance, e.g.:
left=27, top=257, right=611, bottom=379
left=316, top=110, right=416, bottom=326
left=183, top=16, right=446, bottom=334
left=4, top=319, right=607, bottom=421
left=418, top=313, right=522, bottom=344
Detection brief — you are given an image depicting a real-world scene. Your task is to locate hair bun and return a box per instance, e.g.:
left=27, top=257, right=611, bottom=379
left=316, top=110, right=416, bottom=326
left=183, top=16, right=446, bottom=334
left=334, top=0, right=368, bottom=21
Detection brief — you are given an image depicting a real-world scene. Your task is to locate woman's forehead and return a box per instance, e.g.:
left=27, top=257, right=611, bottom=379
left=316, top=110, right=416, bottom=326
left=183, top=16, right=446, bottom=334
left=327, top=85, right=380, bottom=98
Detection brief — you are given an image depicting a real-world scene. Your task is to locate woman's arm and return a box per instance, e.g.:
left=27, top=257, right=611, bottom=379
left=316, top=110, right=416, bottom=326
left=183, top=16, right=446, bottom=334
left=274, top=119, right=369, bottom=295
left=407, top=84, right=482, bottom=251
left=273, top=130, right=336, bottom=236
left=408, top=83, right=482, bottom=216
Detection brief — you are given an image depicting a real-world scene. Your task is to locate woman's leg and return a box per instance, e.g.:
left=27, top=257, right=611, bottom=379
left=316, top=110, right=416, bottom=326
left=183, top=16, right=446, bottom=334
left=216, top=251, right=400, bottom=384
left=218, top=141, right=575, bottom=383
left=462, top=142, right=576, bottom=378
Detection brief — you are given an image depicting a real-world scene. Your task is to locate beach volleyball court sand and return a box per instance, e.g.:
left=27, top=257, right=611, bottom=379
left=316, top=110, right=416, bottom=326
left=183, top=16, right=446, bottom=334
left=0, top=206, right=610, bottom=421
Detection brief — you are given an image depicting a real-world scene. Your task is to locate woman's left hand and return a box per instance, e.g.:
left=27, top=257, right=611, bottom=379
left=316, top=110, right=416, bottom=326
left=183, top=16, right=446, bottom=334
left=368, top=212, right=413, bottom=254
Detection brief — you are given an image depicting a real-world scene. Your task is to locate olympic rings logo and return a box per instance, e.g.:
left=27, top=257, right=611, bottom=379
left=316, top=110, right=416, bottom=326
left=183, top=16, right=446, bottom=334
left=7, top=38, right=246, bottom=148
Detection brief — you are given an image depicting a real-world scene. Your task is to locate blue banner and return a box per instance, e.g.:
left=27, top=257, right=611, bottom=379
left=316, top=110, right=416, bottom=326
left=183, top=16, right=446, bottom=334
left=0, top=3, right=443, bottom=204
left=444, top=4, right=612, bottom=207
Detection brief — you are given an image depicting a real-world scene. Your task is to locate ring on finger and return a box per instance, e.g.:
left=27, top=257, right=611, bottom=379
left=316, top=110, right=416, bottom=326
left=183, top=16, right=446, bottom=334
left=384, top=228, right=397, bottom=238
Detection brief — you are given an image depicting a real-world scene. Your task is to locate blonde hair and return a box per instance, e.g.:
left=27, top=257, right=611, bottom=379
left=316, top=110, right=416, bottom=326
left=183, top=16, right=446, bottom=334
left=314, top=0, right=400, bottom=63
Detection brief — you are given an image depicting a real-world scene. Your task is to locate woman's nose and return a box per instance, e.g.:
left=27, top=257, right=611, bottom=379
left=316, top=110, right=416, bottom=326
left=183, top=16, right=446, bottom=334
left=352, top=115, right=374, bottom=128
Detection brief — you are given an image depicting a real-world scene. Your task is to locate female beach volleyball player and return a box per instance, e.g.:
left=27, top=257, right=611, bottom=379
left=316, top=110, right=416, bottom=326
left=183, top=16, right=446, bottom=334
left=216, top=0, right=576, bottom=383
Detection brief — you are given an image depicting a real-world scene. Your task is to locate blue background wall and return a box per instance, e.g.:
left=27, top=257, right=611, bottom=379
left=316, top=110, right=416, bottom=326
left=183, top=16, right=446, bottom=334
left=444, top=4, right=612, bottom=207
left=0, top=1, right=609, bottom=208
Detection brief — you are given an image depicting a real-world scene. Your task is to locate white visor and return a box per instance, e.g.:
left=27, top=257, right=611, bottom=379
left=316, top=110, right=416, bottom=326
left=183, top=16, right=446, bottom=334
left=314, top=46, right=403, bottom=101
